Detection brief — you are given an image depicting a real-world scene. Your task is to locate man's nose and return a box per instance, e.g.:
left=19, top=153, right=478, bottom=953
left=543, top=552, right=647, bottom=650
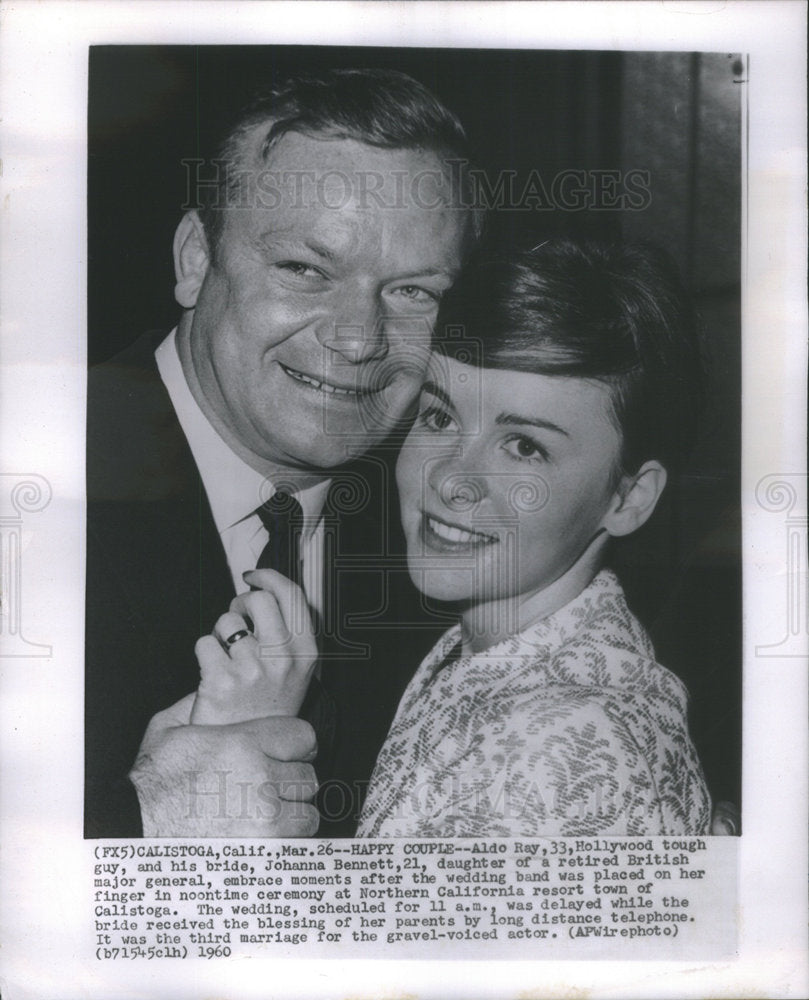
left=314, top=290, right=387, bottom=363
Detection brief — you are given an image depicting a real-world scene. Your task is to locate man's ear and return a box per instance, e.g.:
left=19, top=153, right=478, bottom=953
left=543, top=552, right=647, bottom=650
left=173, top=211, right=210, bottom=309
left=603, top=460, right=668, bottom=538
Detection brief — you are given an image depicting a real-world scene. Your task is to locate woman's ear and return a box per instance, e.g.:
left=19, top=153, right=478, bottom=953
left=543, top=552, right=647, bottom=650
left=603, top=460, right=668, bottom=538
left=173, top=211, right=210, bottom=309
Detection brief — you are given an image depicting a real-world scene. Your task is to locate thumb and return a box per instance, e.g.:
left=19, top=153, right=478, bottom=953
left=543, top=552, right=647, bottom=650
left=150, top=692, right=197, bottom=730
left=236, top=715, right=318, bottom=763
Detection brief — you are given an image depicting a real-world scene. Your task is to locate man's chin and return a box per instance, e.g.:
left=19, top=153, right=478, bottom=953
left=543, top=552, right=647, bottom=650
left=277, top=430, right=397, bottom=472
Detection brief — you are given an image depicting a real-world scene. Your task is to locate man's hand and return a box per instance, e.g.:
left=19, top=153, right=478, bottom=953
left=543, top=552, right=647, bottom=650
left=191, top=569, right=317, bottom=725
left=710, top=799, right=741, bottom=836
left=130, top=694, right=320, bottom=837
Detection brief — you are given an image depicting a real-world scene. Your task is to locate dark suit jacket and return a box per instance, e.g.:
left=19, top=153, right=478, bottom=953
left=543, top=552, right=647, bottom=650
left=85, top=333, right=449, bottom=837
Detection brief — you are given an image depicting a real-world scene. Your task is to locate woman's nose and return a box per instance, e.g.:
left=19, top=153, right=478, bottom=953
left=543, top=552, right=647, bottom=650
left=429, top=448, right=488, bottom=512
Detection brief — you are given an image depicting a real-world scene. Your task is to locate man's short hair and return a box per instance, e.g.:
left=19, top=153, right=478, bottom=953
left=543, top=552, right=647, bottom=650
left=196, top=68, right=482, bottom=254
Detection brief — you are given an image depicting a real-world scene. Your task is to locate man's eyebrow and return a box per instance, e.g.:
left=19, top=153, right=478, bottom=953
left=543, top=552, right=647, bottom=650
left=261, top=233, right=458, bottom=278
left=495, top=412, right=569, bottom=436
left=421, top=381, right=453, bottom=408
left=259, top=232, right=339, bottom=264
left=302, top=239, right=339, bottom=263
left=403, top=267, right=456, bottom=279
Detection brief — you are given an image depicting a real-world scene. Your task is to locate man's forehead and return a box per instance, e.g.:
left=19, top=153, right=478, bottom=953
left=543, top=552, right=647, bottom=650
left=242, top=121, right=441, bottom=169
left=250, top=203, right=466, bottom=279
left=232, top=125, right=466, bottom=209
left=216, top=126, right=472, bottom=265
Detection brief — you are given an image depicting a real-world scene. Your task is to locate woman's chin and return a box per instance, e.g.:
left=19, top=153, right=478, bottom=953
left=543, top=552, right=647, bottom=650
left=406, top=562, right=475, bottom=604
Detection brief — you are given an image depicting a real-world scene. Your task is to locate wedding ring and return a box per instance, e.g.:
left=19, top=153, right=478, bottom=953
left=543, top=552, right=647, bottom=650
left=224, top=629, right=251, bottom=648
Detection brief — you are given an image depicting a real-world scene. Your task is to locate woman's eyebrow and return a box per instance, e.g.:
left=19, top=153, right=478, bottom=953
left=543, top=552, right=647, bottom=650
left=495, top=412, right=569, bottom=436
left=421, top=381, right=453, bottom=408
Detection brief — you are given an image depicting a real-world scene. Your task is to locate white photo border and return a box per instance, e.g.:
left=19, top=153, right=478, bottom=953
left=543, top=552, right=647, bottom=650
left=1, top=2, right=806, bottom=998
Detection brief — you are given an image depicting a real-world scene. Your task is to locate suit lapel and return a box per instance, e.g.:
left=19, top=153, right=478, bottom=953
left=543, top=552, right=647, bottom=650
left=88, top=333, right=234, bottom=709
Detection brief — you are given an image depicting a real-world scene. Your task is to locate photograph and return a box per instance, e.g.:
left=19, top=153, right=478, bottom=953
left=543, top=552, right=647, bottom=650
left=86, top=44, right=742, bottom=842
left=1, top=2, right=805, bottom=998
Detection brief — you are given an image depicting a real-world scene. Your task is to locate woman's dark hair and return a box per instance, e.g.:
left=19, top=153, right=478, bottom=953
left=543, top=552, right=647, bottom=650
left=434, top=239, right=706, bottom=478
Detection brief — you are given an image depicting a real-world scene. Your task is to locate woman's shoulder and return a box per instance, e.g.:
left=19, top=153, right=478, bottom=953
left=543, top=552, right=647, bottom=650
left=504, top=681, right=646, bottom=753
left=555, top=569, right=655, bottom=655
left=499, top=688, right=710, bottom=835
left=510, top=588, right=702, bottom=806
left=531, top=570, right=690, bottom=711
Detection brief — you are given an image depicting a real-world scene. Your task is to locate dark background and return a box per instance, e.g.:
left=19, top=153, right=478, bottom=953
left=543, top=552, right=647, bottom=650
left=88, top=46, right=742, bottom=810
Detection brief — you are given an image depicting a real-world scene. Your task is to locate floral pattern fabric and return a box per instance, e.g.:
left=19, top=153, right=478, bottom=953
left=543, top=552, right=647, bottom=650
left=357, top=570, right=711, bottom=837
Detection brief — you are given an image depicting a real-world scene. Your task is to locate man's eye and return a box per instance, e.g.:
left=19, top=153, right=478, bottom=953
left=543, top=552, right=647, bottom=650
left=418, top=406, right=456, bottom=432
left=503, top=436, right=548, bottom=461
left=390, top=285, right=438, bottom=305
left=276, top=261, right=324, bottom=278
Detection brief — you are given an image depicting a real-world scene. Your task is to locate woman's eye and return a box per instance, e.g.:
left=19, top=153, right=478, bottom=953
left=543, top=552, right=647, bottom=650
left=504, top=436, right=548, bottom=461
left=418, top=406, right=456, bottom=432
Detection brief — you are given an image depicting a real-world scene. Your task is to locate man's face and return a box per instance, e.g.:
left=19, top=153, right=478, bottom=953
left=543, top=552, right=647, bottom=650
left=182, top=130, right=469, bottom=472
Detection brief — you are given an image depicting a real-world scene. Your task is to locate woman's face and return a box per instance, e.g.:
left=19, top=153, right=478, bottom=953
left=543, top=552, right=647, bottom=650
left=396, top=357, right=626, bottom=612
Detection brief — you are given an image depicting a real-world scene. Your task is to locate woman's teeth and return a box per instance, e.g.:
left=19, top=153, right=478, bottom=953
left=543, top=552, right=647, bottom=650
left=427, top=516, right=496, bottom=545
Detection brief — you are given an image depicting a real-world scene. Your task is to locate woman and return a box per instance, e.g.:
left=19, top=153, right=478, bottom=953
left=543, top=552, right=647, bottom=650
left=192, top=239, right=712, bottom=837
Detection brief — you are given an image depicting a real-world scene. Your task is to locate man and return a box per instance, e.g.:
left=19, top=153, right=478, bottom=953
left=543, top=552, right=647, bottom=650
left=85, top=69, right=478, bottom=837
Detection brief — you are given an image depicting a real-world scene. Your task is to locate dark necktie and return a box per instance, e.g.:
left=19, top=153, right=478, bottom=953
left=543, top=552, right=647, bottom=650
left=254, top=492, right=304, bottom=584
left=255, top=491, right=337, bottom=805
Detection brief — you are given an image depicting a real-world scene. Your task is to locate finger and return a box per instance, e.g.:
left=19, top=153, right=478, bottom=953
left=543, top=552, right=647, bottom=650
left=195, top=634, right=230, bottom=676
left=144, top=692, right=198, bottom=735
left=240, top=716, right=318, bottom=762
left=244, top=568, right=308, bottom=624
left=213, top=611, right=256, bottom=657
left=710, top=800, right=740, bottom=836
left=268, top=800, right=320, bottom=838
left=243, top=568, right=316, bottom=645
left=274, top=761, right=318, bottom=802
left=230, top=589, right=289, bottom=653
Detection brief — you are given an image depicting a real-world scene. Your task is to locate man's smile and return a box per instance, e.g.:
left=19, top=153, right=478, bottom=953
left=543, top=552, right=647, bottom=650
left=279, top=362, right=381, bottom=398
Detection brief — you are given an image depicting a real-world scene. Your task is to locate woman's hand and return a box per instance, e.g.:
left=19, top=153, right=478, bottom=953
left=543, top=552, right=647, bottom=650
left=190, top=569, right=318, bottom=725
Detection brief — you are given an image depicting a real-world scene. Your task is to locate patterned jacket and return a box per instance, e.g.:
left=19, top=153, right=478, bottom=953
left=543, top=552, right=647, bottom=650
left=357, top=569, right=711, bottom=837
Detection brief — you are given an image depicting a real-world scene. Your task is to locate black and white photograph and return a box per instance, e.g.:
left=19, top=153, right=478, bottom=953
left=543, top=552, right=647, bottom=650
left=86, top=44, right=742, bottom=842
left=1, top=2, right=806, bottom=998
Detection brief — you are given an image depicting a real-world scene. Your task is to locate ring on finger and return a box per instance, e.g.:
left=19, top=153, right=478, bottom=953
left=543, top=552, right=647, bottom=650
left=224, top=628, right=252, bottom=648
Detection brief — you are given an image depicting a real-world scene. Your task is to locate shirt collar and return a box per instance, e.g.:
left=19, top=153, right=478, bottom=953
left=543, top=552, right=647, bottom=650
left=155, top=329, right=329, bottom=535
left=423, top=570, right=689, bottom=711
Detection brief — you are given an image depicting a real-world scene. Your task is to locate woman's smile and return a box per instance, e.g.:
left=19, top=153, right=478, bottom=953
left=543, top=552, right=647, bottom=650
left=420, top=511, right=499, bottom=552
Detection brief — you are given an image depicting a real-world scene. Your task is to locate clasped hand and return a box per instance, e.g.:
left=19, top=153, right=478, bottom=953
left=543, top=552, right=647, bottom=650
left=191, top=568, right=318, bottom=724
left=130, top=570, right=320, bottom=837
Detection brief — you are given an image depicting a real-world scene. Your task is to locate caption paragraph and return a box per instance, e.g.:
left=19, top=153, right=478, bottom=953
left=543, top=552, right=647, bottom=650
left=91, top=837, right=736, bottom=961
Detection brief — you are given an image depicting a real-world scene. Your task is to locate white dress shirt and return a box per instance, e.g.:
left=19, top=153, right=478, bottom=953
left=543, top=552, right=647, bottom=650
left=155, top=330, right=329, bottom=616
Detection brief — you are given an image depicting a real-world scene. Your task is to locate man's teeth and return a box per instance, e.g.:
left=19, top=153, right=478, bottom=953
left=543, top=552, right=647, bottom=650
left=282, top=365, right=361, bottom=397
left=427, top=516, right=495, bottom=545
